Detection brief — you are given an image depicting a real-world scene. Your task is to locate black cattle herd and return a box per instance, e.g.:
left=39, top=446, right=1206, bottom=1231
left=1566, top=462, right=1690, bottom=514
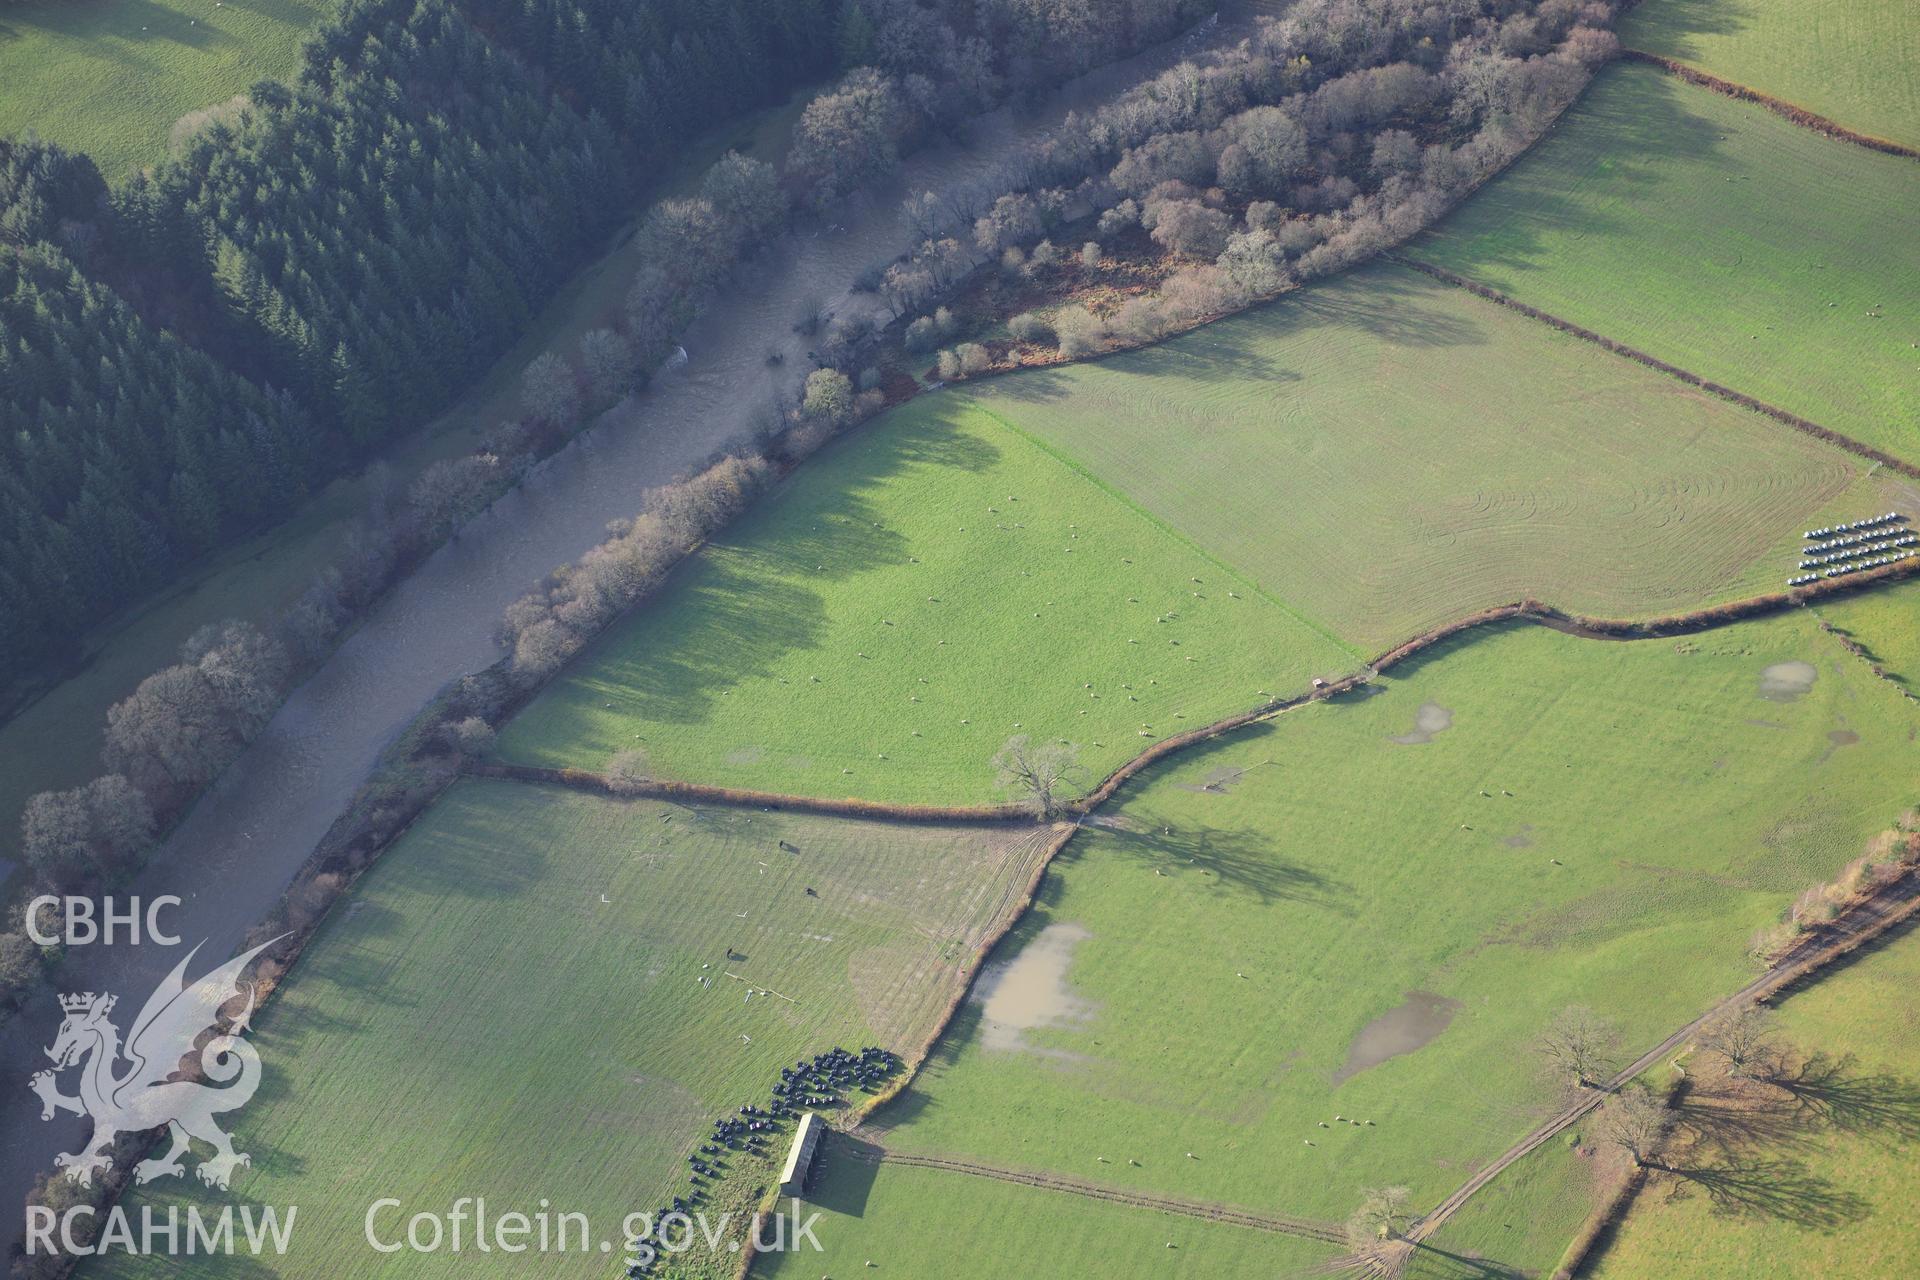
left=625, top=1045, right=902, bottom=1274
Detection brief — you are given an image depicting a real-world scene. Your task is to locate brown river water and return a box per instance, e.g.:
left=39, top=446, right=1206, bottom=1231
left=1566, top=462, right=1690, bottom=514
left=0, top=9, right=1262, bottom=1250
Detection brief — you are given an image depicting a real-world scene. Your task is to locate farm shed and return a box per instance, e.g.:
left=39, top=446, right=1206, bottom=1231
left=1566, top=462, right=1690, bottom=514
left=779, top=1112, right=824, bottom=1199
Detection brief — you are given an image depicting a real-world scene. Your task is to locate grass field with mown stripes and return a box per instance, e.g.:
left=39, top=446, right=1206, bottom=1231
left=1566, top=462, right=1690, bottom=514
left=1415, top=63, right=1920, bottom=465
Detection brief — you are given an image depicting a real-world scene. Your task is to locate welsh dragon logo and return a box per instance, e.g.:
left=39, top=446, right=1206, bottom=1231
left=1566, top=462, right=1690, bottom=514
left=29, top=938, right=282, bottom=1190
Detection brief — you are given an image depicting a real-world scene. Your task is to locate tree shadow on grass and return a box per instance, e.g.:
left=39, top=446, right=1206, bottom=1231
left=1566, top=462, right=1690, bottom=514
left=983, top=263, right=1488, bottom=410
left=1091, top=818, right=1354, bottom=911
left=1620, top=0, right=1755, bottom=61
left=548, top=405, right=1005, bottom=730
left=1661, top=1156, right=1868, bottom=1231
left=1412, top=65, right=1734, bottom=277
left=1655, top=1054, right=1920, bottom=1231
left=1670, top=1083, right=1816, bottom=1159
left=1765, top=1052, right=1920, bottom=1143
left=1401, top=1241, right=1530, bottom=1279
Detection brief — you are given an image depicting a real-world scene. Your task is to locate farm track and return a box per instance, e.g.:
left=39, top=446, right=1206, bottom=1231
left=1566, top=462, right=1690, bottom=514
left=1409, top=868, right=1920, bottom=1244
left=827, top=1133, right=1351, bottom=1245
left=1617, top=49, right=1920, bottom=161
left=1391, top=254, right=1920, bottom=481
left=469, top=572, right=1920, bottom=1258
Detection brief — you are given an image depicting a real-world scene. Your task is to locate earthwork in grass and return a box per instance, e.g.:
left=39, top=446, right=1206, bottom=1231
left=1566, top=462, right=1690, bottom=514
left=494, top=398, right=1360, bottom=805
left=96, top=781, right=1060, bottom=1279
left=1414, top=62, right=1920, bottom=465
left=969, top=259, right=1914, bottom=650
left=1619, top=0, right=1920, bottom=150
left=796, top=610, right=1919, bottom=1257
left=1815, top=575, right=1920, bottom=691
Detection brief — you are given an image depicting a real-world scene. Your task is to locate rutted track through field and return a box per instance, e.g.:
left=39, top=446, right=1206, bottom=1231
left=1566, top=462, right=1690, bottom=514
left=1409, top=870, right=1920, bottom=1246
left=828, top=1134, right=1352, bottom=1245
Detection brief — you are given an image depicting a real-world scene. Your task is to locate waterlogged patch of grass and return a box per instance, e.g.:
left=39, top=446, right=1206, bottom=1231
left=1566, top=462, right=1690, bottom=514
left=496, top=398, right=1358, bottom=803
left=95, top=781, right=1057, bottom=1279
left=812, top=610, right=1918, bottom=1254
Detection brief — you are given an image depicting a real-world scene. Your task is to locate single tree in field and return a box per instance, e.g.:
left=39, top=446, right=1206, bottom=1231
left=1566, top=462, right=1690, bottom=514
left=607, top=748, right=651, bottom=795
left=1700, top=1003, right=1780, bottom=1080
left=992, top=736, right=1082, bottom=819
left=1537, top=1006, right=1622, bottom=1089
left=1596, top=1083, right=1670, bottom=1169
left=1345, top=1185, right=1417, bottom=1248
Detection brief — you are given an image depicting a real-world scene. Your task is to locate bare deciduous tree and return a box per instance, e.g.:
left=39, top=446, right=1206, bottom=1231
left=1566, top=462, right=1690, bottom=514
left=992, top=736, right=1082, bottom=819
left=1596, top=1083, right=1670, bottom=1168
left=607, top=748, right=651, bottom=795
left=1345, top=1185, right=1417, bottom=1248
left=1700, top=1004, right=1780, bottom=1080
left=1538, top=1006, right=1621, bottom=1089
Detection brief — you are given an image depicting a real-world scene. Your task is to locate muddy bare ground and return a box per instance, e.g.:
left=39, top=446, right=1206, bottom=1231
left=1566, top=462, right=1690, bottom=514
left=1391, top=701, right=1455, bottom=745
left=1334, top=990, right=1464, bottom=1085
left=971, top=922, right=1096, bottom=1056
left=1757, top=661, right=1818, bottom=702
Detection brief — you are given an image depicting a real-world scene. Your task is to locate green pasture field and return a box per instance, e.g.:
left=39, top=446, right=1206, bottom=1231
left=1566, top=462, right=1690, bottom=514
left=494, top=399, right=1360, bottom=804
left=0, top=0, right=330, bottom=181
left=0, top=90, right=808, bottom=881
left=812, top=609, right=1919, bottom=1249
left=97, top=779, right=1058, bottom=1278
left=1586, top=930, right=1920, bottom=1279
left=756, top=1158, right=1341, bottom=1279
left=1816, top=575, right=1920, bottom=690
left=1404, top=1138, right=1600, bottom=1279
left=1619, top=0, right=1920, bottom=150
left=969, top=260, right=1911, bottom=651
left=1413, top=62, right=1920, bottom=465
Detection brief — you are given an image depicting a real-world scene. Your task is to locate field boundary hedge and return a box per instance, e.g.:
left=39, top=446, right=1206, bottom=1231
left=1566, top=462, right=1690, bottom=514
left=1392, top=255, right=1920, bottom=479
left=462, top=761, right=1035, bottom=823
left=470, top=564, right=1920, bottom=827
left=1414, top=862, right=1920, bottom=1247
left=1617, top=49, right=1920, bottom=161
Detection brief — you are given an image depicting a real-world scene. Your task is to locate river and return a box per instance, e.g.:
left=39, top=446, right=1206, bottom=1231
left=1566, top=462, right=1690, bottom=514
left=0, top=7, right=1262, bottom=1256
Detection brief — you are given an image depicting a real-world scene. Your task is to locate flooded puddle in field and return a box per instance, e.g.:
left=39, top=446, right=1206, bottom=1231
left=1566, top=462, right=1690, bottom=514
left=973, top=922, right=1094, bottom=1055
left=1390, top=702, right=1454, bottom=745
left=1757, top=661, right=1818, bottom=703
left=1829, top=730, right=1860, bottom=746
left=1178, top=766, right=1246, bottom=794
left=1503, top=824, right=1536, bottom=848
left=1334, top=990, right=1463, bottom=1085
